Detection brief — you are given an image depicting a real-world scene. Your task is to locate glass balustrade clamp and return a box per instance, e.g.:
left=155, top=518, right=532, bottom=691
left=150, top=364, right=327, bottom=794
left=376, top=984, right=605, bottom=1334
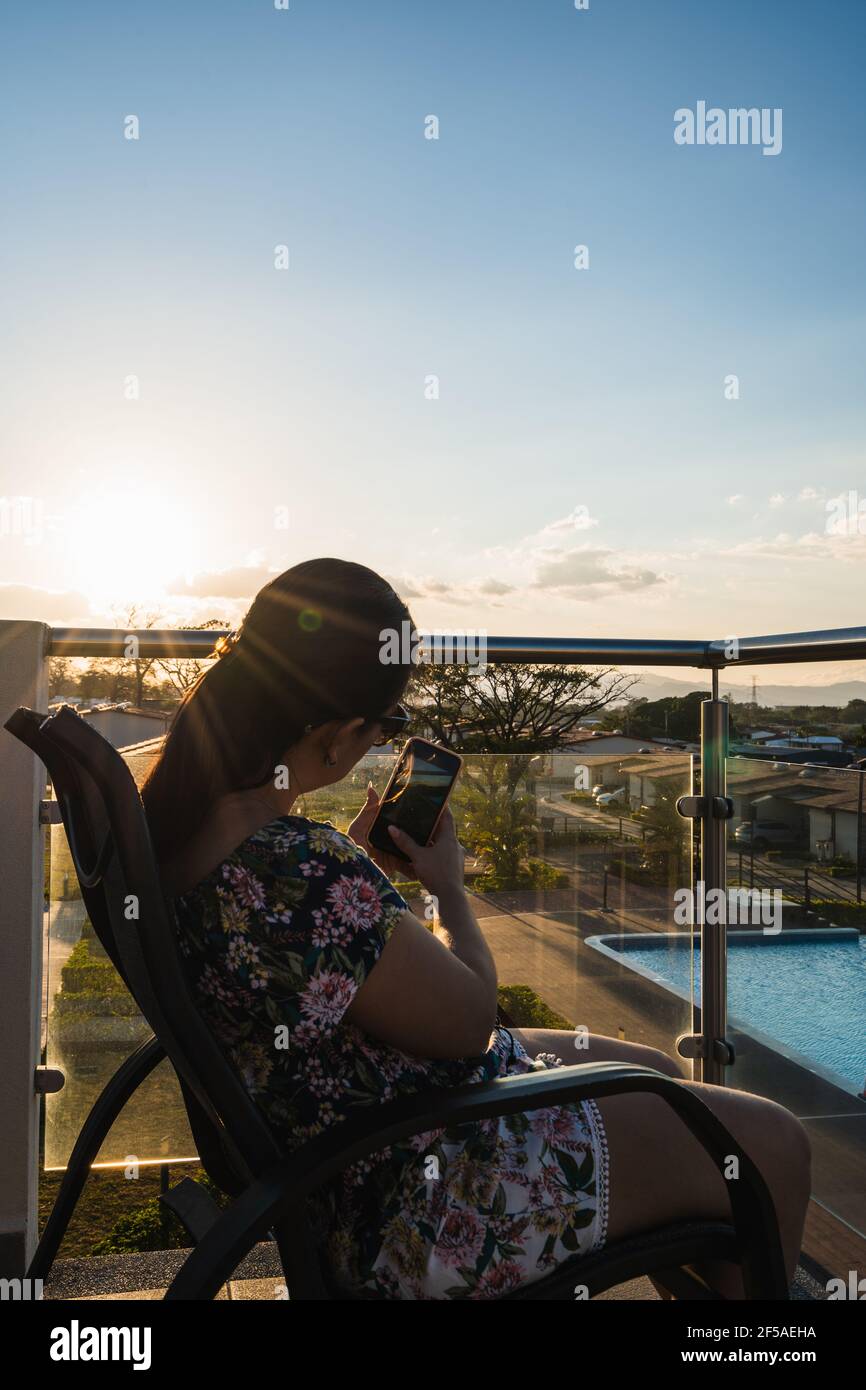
left=34, top=1067, right=65, bottom=1095
left=675, top=795, right=734, bottom=820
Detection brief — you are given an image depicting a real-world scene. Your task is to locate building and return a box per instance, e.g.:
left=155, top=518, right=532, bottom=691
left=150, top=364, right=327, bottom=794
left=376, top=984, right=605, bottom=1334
left=63, top=703, right=171, bottom=750
left=548, top=732, right=681, bottom=781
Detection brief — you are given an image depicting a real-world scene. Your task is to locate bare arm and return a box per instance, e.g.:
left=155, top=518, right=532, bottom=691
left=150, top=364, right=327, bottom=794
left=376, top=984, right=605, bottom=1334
left=343, top=807, right=498, bottom=1058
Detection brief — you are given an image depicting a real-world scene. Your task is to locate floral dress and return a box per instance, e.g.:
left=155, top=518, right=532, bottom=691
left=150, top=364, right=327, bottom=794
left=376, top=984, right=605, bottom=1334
left=172, top=814, right=610, bottom=1299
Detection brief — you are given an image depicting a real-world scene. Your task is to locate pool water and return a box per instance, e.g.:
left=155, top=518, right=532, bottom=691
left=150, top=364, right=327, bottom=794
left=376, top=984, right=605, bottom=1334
left=612, top=934, right=866, bottom=1092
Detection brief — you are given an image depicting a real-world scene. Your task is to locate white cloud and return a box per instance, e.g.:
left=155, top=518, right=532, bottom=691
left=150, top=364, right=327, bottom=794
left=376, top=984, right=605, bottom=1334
left=0, top=583, right=95, bottom=626
left=478, top=577, right=515, bottom=596
left=531, top=546, right=664, bottom=596
left=164, top=564, right=277, bottom=599
left=721, top=528, right=866, bottom=562
left=541, top=505, right=599, bottom=535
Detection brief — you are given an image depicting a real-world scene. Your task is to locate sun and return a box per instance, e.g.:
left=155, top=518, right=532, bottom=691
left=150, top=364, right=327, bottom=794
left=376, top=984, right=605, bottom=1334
left=65, top=486, right=198, bottom=607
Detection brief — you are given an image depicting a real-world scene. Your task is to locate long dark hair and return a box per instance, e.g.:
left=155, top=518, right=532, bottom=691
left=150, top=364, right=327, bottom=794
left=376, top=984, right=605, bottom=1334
left=141, top=558, right=414, bottom=863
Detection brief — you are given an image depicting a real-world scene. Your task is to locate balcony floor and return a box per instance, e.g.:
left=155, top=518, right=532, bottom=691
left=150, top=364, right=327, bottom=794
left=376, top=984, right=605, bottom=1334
left=42, top=1240, right=833, bottom=1301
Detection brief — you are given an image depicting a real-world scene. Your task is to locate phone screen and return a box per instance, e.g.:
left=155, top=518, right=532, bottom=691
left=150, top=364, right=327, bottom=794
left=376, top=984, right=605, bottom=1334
left=369, top=740, right=460, bottom=858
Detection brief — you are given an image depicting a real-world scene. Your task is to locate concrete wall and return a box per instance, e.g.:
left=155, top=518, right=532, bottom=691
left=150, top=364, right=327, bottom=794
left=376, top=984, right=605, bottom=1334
left=808, top=809, right=834, bottom=857
left=0, top=621, right=49, bottom=1275
left=82, top=708, right=168, bottom=750
left=835, top=811, right=860, bottom=861
left=809, top=808, right=860, bottom=862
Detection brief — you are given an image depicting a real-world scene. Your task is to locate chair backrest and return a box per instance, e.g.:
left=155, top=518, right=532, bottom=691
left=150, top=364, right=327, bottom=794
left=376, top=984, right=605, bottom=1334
left=5, top=704, right=284, bottom=1182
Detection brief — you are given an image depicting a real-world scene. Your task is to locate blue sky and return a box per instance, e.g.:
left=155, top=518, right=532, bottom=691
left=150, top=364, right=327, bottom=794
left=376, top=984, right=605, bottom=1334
left=1, top=0, right=865, bottom=689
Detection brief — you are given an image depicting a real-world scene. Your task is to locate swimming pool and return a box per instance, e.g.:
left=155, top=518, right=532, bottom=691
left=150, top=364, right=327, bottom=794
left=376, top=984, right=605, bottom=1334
left=585, top=928, right=866, bottom=1095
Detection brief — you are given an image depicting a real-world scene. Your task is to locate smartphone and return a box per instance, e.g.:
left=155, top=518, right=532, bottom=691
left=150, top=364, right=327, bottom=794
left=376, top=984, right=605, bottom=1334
left=368, top=737, right=463, bottom=863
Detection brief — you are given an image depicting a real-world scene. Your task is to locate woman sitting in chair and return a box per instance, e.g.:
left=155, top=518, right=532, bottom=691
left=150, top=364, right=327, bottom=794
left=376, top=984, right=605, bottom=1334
left=143, top=558, right=810, bottom=1300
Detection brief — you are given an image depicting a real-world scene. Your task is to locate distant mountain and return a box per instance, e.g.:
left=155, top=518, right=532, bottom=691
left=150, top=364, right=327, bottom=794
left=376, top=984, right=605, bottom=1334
left=621, top=673, right=866, bottom=709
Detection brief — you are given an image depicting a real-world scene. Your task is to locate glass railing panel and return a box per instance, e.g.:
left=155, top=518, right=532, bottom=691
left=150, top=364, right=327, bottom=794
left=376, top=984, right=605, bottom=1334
left=722, top=755, right=866, bottom=1243
left=43, top=741, right=697, bottom=1168
left=348, top=748, right=697, bottom=1081
left=43, top=742, right=195, bottom=1171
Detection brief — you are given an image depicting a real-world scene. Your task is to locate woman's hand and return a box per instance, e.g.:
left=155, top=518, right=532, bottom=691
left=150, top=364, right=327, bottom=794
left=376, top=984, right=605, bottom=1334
left=348, top=784, right=410, bottom=879
left=386, top=805, right=466, bottom=903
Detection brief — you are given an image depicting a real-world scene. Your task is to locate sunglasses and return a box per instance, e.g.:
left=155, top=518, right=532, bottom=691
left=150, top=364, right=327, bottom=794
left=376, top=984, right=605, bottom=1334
left=370, top=703, right=411, bottom=745
left=304, top=703, right=411, bottom=746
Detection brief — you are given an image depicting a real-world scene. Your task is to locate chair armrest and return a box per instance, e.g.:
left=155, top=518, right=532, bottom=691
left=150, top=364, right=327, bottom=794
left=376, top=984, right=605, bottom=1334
left=166, top=1061, right=787, bottom=1300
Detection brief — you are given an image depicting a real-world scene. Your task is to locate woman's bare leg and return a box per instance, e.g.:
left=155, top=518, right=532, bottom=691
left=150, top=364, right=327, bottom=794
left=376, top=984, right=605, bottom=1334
left=512, top=1026, right=812, bottom=1299
left=511, top=1025, right=687, bottom=1079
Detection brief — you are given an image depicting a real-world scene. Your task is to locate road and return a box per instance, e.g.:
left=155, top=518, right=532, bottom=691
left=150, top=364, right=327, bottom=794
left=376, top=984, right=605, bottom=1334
left=537, top=790, right=646, bottom=842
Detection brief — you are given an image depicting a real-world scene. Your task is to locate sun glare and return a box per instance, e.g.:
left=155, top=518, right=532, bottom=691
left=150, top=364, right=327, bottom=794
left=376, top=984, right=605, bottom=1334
left=66, top=486, right=198, bottom=607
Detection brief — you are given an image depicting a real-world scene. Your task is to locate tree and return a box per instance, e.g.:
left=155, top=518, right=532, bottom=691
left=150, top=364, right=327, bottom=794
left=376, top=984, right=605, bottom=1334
left=840, top=699, right=866, bottom=726
left=153, top=618, right=231, bottom=702
left=48, top=657, right=76, bottom=698
left=405, top=663, right=637, bottom=753
left=601, top=696, right=646, bottom=736
left=108, top=604, right=162, bottom=706
left=454, top=758, right=537, bottom=887
left=638, top=776, right=686, bottom=851
left=405, top=662, right=634, bottom=889
left=611, top=691, right=706, bottom=742
left=632, top=775, right=688, bottom=886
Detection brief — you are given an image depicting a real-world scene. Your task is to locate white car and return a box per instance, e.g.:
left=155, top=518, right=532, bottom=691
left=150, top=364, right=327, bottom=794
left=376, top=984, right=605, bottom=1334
left=595, top=787, right=626, bottom=807
left=591, top=784, right=606, bottom=797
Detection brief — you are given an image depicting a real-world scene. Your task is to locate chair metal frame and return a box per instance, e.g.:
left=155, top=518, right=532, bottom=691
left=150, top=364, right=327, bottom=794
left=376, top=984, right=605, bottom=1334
left=6, top=704, right=790, bottom=1301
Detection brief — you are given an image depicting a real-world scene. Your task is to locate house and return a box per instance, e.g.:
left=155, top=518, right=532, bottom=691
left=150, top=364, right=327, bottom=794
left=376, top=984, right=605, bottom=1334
left=548, top=733, right=677, bottom=781
left=547, top=747, right=690, bottom=809
left=726, top=763, right=820, bottom=838
left=726, top=761, right=864, bottom=857
left=794, top=786, right=864, bottom=862
left=759, top=735, right=845, bottom=750
left=72, top=704, right=171, bottom=751
left=616, top=752, right=692, bottom=810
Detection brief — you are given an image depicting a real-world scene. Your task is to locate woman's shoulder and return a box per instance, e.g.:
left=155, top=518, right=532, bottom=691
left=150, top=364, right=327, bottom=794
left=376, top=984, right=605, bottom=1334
left=254, top=814, right=375, bottom=871
left=175, top=812, right=402, bottom=907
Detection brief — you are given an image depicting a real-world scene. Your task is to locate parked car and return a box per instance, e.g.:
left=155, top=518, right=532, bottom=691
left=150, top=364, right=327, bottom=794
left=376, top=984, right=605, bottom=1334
left=733, top=820, right=801, bottom=853
left=596, top=787, right=626, bottom=807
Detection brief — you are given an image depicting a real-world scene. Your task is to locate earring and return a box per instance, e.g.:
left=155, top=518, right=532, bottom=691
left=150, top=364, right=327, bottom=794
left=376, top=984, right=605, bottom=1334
left=324, top=752, right=337, bottom=767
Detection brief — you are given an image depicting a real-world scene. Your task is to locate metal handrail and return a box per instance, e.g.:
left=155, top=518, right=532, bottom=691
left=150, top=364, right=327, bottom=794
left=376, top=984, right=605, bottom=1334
left=45, top=624, right=866, bottom=666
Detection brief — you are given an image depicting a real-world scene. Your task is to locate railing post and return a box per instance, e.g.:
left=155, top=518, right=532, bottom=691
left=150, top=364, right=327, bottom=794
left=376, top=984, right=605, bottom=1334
left=699, top=690, right=731, bottom=1086
left=675, top=679, right=734, bottom=1086
left=856, top=770, right=863, bottom=905
left=0, top=620, right=49, bottom=1275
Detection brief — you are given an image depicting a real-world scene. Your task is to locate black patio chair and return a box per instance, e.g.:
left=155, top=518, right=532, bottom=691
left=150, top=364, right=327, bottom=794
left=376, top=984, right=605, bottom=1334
left=5, top=704, right=791, bottom=1301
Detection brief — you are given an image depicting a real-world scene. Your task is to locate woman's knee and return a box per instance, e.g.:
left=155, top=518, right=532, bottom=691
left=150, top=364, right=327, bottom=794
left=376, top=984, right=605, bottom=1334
left=684, top=1083, right=812, bottom=1218
left=696, top=1084, right=811, bottom=1168
left=599, top=1082, right=811, bottom=1247
left=582, top=1033, right=687, bottom=1080
left=513, top=1027, right=686, bottom=1079
left=617, top=1041, right=685, bottom=1080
